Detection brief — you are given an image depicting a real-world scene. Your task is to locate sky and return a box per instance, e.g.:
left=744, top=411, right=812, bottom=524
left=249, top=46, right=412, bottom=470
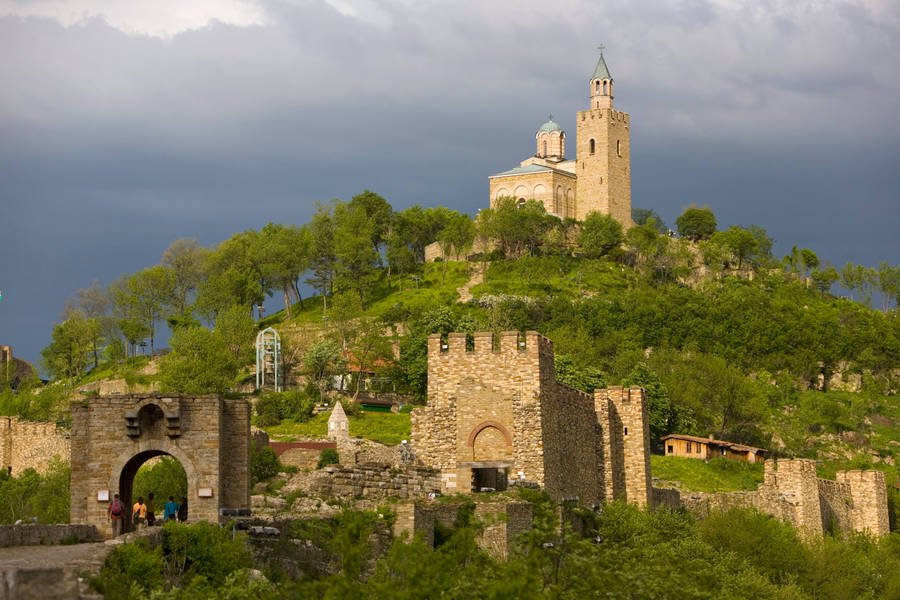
left=1, top=0, right=899, bottom=368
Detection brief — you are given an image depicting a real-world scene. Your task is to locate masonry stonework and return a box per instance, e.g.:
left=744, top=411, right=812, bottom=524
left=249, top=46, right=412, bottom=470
left=410, top=331, right=650, bottom=507
left=0, top=417, right=70, bottom=475
left=657, top=458, right=890, bottom=538
left=69, top=394, right=250, bottom=538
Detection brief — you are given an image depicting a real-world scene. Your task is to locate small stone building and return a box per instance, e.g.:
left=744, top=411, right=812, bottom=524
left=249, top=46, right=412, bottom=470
left=661, top=433, right=766, bottom=463
left=411, top=331, right=651, bottom=506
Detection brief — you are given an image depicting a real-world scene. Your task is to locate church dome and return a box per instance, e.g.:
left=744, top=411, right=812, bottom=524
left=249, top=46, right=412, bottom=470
left=538, top=119, right=562, bottom=133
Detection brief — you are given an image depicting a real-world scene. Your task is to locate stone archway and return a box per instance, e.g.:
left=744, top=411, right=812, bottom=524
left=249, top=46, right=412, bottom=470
left=70, top=394, right=250, bottom=538
left=116, top=449, right=192, bottom=533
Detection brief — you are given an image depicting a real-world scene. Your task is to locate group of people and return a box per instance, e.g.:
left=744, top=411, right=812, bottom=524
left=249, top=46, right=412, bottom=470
left=107, top=492, right=188, bottom=537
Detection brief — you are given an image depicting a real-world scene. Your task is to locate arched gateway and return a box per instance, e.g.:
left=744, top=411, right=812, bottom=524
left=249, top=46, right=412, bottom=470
left=70, top=394, right=250, bottom=537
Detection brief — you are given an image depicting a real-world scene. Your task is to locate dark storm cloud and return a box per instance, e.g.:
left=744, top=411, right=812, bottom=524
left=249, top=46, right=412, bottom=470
left=1, top=0, right=899, bottom=366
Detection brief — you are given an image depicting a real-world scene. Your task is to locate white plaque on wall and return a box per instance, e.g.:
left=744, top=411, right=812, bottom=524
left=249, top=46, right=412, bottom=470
left=97, top=489, right=110, bottom=502
left=198, top=487, right=213, bottom=498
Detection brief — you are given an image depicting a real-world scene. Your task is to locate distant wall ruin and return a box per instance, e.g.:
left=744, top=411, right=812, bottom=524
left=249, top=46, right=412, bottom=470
left=0, top=417, right=70, bottom=475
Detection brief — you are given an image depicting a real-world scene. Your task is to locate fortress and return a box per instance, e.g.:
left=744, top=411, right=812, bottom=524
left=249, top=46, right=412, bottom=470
left=410, top=331, right=890, bottom=538
left=488, top=52, right=633, bottom=225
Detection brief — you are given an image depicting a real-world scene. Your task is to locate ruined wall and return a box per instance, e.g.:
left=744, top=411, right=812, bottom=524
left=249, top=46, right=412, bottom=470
left=310, top=463, right=440, bottom=500
left=0, top=524, right=101, bottom=547
left=836, top=469, right=890, bottom=536
left=0, top=417, right=70, bottom=475
left=654, top=459, right=890, bottom=538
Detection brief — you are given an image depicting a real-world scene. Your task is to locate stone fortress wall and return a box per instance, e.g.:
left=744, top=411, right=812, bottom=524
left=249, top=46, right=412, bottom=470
left=655, top=458, right=890, bottom=537
left=0, top=416, right=70, bottom=475
left=410, top=330, right=651, bottom=506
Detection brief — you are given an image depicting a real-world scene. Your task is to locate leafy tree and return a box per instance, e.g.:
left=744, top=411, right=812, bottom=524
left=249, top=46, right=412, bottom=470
left=811, top=266, right=839, bottom=293
left=214, top=304, right=256, bottom=364
left=800, top=248, right=819, bottom=276
left=333, top=202, right=380, bottom=303
left=436, top=212, right=475, bottom=280
left=347, top=319, right=393, bottom=398
left=578, top=211, right=624, bottom=257
left=349, top=190, right=393, bottom=253
left=117, top=266, right=176, bottom=355
left=878, top=262, right=900, bottom=312
left=0, top=458, right=69, bottom=524
left=305, top=201, right=338, bottom=313
left=250, top=445, right=281, bottom=484
left=304, top=340, right=345, bottom=402
left=554, top=354, right=606, bottom=393
left=622, top=362, right=691, bottom=448
left=195, top=231, right=265, bottom=321
left=157, top=326, right=237, bottom=394
left=710, top=226, right=759, bottom=270
left=252, top=223, right=311, bottom=318
left=41, top=311, right=96, bottom=383
left=63, top=279, right=110, bottom=369
left=478, top=197, right=554, bottom=257
left=161, top=238, right=209, bottom=318
left=675, top=206, right=717, bottom=241
left=632, top=207, right=667, bottom=233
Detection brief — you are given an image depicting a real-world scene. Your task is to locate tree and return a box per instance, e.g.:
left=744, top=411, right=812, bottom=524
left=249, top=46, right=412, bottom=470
left=877, top=262, right=900, bottom=312
left=436, top=212, right=475, bottom=280
left=810, top=266, right=839, bottom=293
left=333, top=202, right=380, bottom=303
left=349, top=190, right=393, bottom=253
left=304, top=340, right=345, bottom=402
left=478, top=197, right=553, bottom=257
left=63, top=279, right=110, bottom=369
left=252, top=223, right=311, bottom=318
left=305, top=201, right=338, bottom=313
left=41, top=312, right=95, bottom=383
left=347, top=320, right=393, bottom=398
left=578, top=211, right=624, bottom=257
left=675, top=206, right=717, bottom=241
left=800, top=248, right=819, bottom=276
left=215, top=304, right=256, bottom=364
left=710, top=226, right=758, bottom=270
left=632, top=208, right=667, bottom=233
left=622, top=362, right=691, bottom=448
left=115, top=266, right=176, bottom=355
left=161, top=238, right=208, bottom=318
left=195, top=231, right=265, bottom=321
left=157, top=326, right=237, bottom=394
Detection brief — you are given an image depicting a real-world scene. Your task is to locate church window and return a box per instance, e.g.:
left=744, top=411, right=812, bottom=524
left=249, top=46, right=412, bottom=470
left=543, top=141, right=547, bottom=156
left=603, top=80, right=608, bottom=95
left=517, top=198, right=526, bottom=207
left=617, top=140, right=622, bottom=157
left=595, top=80, right=600, bottom=93
left=589, top=139, right=595, bottom=154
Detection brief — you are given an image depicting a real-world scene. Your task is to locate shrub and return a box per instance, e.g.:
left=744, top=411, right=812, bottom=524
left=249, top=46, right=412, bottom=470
left=91, top=538, right=164, bottom=599
left=255, top=390, right=316, bottom=427
left=317, top=448, right=340, bottom=469
left=251, top=445, right=281, bottom=484
left=162, top=521, right=253, bottom=587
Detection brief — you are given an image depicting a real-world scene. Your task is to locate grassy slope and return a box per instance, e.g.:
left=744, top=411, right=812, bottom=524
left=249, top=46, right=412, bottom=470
left=265, top=411, right=411, bottom=446
left=651, top=455, right=764, bottom=493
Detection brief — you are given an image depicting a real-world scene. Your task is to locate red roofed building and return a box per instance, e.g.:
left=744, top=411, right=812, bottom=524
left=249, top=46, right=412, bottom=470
left=660, top=433, right=766, bottom=463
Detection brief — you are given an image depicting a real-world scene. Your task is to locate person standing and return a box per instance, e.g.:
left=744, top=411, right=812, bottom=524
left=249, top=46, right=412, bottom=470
left=177, top=497, right=188, bottom=523
left=146, top=493, right=156, bottom=527
left=163, top=496, right=179, bottom=522
left=107, top=493, right=124, bottom=538
left=132, top=497, right=147, bottom=532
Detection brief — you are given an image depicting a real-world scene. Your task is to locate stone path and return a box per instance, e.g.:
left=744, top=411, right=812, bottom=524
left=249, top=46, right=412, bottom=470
left=456, top=265, right=484, bottom=303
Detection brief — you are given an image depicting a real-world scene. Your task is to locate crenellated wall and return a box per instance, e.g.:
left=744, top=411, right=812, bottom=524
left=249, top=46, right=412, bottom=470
left=411, top=331, right=650, bottom=506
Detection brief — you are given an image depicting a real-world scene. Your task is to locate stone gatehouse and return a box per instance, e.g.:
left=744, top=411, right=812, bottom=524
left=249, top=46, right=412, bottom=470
left=70, top=394, right=250, bottom=537
left=411, top=331, right=650, bottom=506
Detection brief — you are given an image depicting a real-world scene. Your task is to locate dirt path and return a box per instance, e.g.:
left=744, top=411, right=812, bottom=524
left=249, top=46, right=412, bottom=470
left=456, top=265, right=484, bottom=303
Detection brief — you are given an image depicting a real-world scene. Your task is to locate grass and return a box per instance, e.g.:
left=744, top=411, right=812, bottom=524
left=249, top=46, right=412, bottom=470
left=264, top=411, right=411, bottom=446
left=651, top=455, right=764, bottom=493
left=470, top=256, right=631, bottom=299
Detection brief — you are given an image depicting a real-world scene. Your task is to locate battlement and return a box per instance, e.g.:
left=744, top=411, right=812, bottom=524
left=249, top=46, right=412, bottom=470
left=427, top=330, right=552, bottom=360
left=576, top=108, right=630, bottom=124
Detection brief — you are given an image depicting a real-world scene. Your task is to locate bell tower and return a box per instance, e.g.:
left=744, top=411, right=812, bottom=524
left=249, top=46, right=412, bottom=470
left=575, top=51, right=632, bottom=225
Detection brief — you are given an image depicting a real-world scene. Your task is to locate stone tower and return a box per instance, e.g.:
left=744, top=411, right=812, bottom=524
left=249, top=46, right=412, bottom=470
left=575, top=52, right=632, bottom=224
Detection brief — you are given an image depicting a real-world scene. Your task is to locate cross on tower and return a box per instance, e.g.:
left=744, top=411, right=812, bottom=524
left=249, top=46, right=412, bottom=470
left=597, top=44, right=605, bottom=54
left=548, top=113, right=553, bottom=121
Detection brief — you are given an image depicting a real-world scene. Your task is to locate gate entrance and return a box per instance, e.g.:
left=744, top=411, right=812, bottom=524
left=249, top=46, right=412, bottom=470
left=70, top=394, right=250, bottom=538
left=473, top=467, right=508, bottom=492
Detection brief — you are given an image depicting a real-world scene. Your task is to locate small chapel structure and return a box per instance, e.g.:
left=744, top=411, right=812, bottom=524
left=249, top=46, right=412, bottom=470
left=488, top=52, right=633, bottom=226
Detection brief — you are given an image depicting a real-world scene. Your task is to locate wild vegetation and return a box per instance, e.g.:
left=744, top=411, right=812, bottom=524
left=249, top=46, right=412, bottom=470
left=95, top=494, right=900, bottom=599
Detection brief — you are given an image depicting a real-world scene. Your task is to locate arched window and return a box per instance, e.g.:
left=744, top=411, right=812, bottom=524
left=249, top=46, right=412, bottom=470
left=543, top=141, right=547, bottom=156
left=589, top=139, right=595, bottom=154
left=617, top=140, right=622, bottom=157
left=595, top=80, right=600, bottom=93
left=603, top=80, right=608, bottom=95
left=517, top=198, right=526, bottom=207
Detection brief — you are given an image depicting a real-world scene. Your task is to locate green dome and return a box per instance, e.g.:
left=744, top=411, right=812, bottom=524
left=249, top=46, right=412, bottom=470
left=538, top=119, right=562, bottom=133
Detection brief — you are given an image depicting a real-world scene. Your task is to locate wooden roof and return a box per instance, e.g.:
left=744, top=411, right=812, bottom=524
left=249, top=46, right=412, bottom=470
left=660, top=433, right=766, bottom=454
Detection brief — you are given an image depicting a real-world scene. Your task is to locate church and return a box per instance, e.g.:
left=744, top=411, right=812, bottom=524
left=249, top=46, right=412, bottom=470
left=488, top=52, right=633, bottom=227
